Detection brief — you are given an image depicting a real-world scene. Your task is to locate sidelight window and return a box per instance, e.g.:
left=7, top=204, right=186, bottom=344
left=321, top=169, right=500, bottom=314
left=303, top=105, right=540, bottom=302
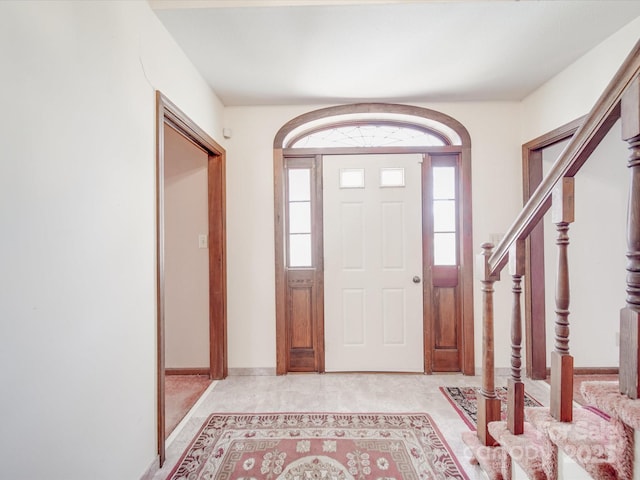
left=432, top=165, right=457, bottom=265
left=287, top=168, right=313, bottom=267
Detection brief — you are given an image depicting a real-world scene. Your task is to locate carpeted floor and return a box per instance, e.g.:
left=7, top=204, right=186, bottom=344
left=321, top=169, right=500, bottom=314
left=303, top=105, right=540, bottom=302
left=544, top=374, right=618, bottom=405
left=440, top=386, right=542, bottom=430
left=167, top=412, right=469, bottom=480
left=165, top=375, right=212, bottom=438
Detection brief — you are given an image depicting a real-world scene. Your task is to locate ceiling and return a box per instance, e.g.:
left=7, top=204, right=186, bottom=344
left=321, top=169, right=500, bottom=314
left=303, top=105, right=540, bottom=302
left=151, top=0, right=640, bottom=106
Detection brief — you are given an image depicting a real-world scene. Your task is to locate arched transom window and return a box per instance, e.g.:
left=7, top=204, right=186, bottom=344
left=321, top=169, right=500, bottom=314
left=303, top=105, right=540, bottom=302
left=289, top=122, right=449, bottom=148
left=279, top=109, right=464, bottom=149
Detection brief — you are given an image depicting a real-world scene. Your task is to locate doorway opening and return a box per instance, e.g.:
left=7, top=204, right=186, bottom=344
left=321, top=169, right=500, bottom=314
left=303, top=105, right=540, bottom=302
left=163, top=122, right=212, bottom=440
left=156, top=92, right=227, bottom=465
left=273, top=103, right=474, bottom=375
left=521, top=117, right=584, bottom=380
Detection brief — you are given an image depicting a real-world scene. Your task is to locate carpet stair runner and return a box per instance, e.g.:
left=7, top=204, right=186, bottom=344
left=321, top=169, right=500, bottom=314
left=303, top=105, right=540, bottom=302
left=579, top=381, right=636, bottom=479
left=488, top=419, right=556, bottom=480
left=581, top=381, right=640, bottom=430
left=462, top=430, right=509, bottom=480
left=476, top=383, right=638, bottom=480
left=526, top=406, right=630, bottom=480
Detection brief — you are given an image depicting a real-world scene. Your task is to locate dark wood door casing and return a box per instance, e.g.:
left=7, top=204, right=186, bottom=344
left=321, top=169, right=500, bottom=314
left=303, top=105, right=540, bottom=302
left=521, top=117, right=584, bottom=380
left=155, top=92, right=227, bottom=465
left=423, top=153, right=465, bottom=372
left=283, top=155, right=325, bottom=372
left=274, top=103, right=474, bottom=375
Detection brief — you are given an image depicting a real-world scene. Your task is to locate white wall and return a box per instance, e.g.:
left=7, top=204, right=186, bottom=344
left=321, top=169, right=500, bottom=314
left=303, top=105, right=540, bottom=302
left=0, top=2, right=633, bottom=478
left=223, top=102, right=523, bottom=371
left=521, top=17, right=640, bottom=142
left=223, top=105, right=306, bottom=369
left=164, top=124, right=210, bottom=369
left=173, top=4, right=638, bottom=378
left=224, top=10, right=637, bottom=372
left=0, top=1, right=224, bottom=479
left=521, top=18, right=639, bottom=370
left=542, top=122, right=627, bottom=368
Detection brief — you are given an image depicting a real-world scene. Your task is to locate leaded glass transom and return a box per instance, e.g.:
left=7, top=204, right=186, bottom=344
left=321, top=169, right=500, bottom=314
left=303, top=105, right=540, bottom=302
left=290, top=123, right=448, bottom=148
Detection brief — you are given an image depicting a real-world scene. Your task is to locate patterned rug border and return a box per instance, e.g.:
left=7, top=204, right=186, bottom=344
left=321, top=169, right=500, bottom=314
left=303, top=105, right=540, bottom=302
left=167, top=411, right=470, bottom=480
left=439, top=387, right=477, bottom=430
left=439, top=386, right=542, bottom=431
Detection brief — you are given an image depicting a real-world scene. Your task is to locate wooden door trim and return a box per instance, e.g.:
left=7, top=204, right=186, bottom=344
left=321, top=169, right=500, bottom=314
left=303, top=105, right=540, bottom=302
left=274, top=103, right=474, bottom=375
left=274, top=103, right=471, bottom=147
left=522, top=116, right=584, bottom=379
left=155, top=92, right=227, bottom=465
left=422, top=154, right=435, bottom=373
left=422, top=151, right=473, bottom=374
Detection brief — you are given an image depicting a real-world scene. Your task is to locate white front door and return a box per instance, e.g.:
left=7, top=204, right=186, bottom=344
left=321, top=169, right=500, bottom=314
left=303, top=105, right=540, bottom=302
left=323, top=154, right=424, bottom=372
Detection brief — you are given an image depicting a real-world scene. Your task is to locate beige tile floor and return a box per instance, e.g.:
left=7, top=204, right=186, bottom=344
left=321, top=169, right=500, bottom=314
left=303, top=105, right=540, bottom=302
left=144, top=373, right=551, bottom=480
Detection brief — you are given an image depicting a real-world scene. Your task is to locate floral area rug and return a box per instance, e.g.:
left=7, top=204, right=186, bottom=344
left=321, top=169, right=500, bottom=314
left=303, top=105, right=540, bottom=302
left=440, top=386, right=541, bottom=430
left=167, top=412, right=469, bottom=479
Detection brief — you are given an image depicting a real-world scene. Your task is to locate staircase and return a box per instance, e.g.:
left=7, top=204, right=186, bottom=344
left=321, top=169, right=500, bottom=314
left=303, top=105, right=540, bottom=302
left=465, top=39, right=640, bottom=480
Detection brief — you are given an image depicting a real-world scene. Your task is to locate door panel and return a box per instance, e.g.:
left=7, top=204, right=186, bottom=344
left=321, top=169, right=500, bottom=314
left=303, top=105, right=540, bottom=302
left=341, top=202, right=365, bottom=269
left=343, top=289, right=365, bottom=344
left=434, top=288, right=457, bottom=348
left=382, top=202, right=405, bottom=268
left=324, top=154, right=424, bottom=372
left=290, top=287, right=313, bottom=349
left=382, top=288, right=406, bottom=344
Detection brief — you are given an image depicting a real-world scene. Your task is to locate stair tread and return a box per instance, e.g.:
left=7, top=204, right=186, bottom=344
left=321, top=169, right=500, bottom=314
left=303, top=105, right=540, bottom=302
left=461, top=431, right=507, bottom=480
left=525, top=407, right=630, bottom=480
left=580, top=381, right=623, bottom=419
left=488, top=420, right=555, bottom=480
left=581, top=380, right=640, bottom=431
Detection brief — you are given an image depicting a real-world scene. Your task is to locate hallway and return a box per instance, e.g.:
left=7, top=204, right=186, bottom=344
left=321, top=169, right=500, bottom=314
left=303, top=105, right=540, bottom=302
left=144, top=373, right=552, bottom=479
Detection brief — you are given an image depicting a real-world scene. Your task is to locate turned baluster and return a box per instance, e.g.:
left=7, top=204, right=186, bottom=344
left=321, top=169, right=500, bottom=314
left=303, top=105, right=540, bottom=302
left=620, top=76, right=640, bottom=399
left=476, top=242, right=501, bottom=445
left=507, top=240, right=525, bottom=434
left=550, top=177, right=574, bottom=422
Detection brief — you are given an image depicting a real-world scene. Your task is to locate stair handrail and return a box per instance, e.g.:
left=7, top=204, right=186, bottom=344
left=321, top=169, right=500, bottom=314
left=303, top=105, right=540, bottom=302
left=488, top=39, right=640, bottom=278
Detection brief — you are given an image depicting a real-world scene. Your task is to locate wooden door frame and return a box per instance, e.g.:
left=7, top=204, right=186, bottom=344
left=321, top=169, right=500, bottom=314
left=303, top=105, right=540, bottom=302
left=274, top=103, right=474, bottom=375
left=522, top=114, right=621, bottom=379
left=522, top=117, right=583, bottom=379
left=155, top=92, right=227, bottom=465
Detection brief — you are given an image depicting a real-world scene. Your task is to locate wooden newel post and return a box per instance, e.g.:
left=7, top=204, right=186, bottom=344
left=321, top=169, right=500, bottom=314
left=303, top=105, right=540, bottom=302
left=620, top=76, right=640, bottom=399
left=508, top=240, right=525, bottom=434
left=550, top=177, right=574, bottom=422
left=477, top=242, right=501, bottom=446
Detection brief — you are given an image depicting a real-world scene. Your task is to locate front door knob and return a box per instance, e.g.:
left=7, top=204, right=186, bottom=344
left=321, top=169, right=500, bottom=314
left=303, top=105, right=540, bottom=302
left=412, top=276, right=421, bottom=284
